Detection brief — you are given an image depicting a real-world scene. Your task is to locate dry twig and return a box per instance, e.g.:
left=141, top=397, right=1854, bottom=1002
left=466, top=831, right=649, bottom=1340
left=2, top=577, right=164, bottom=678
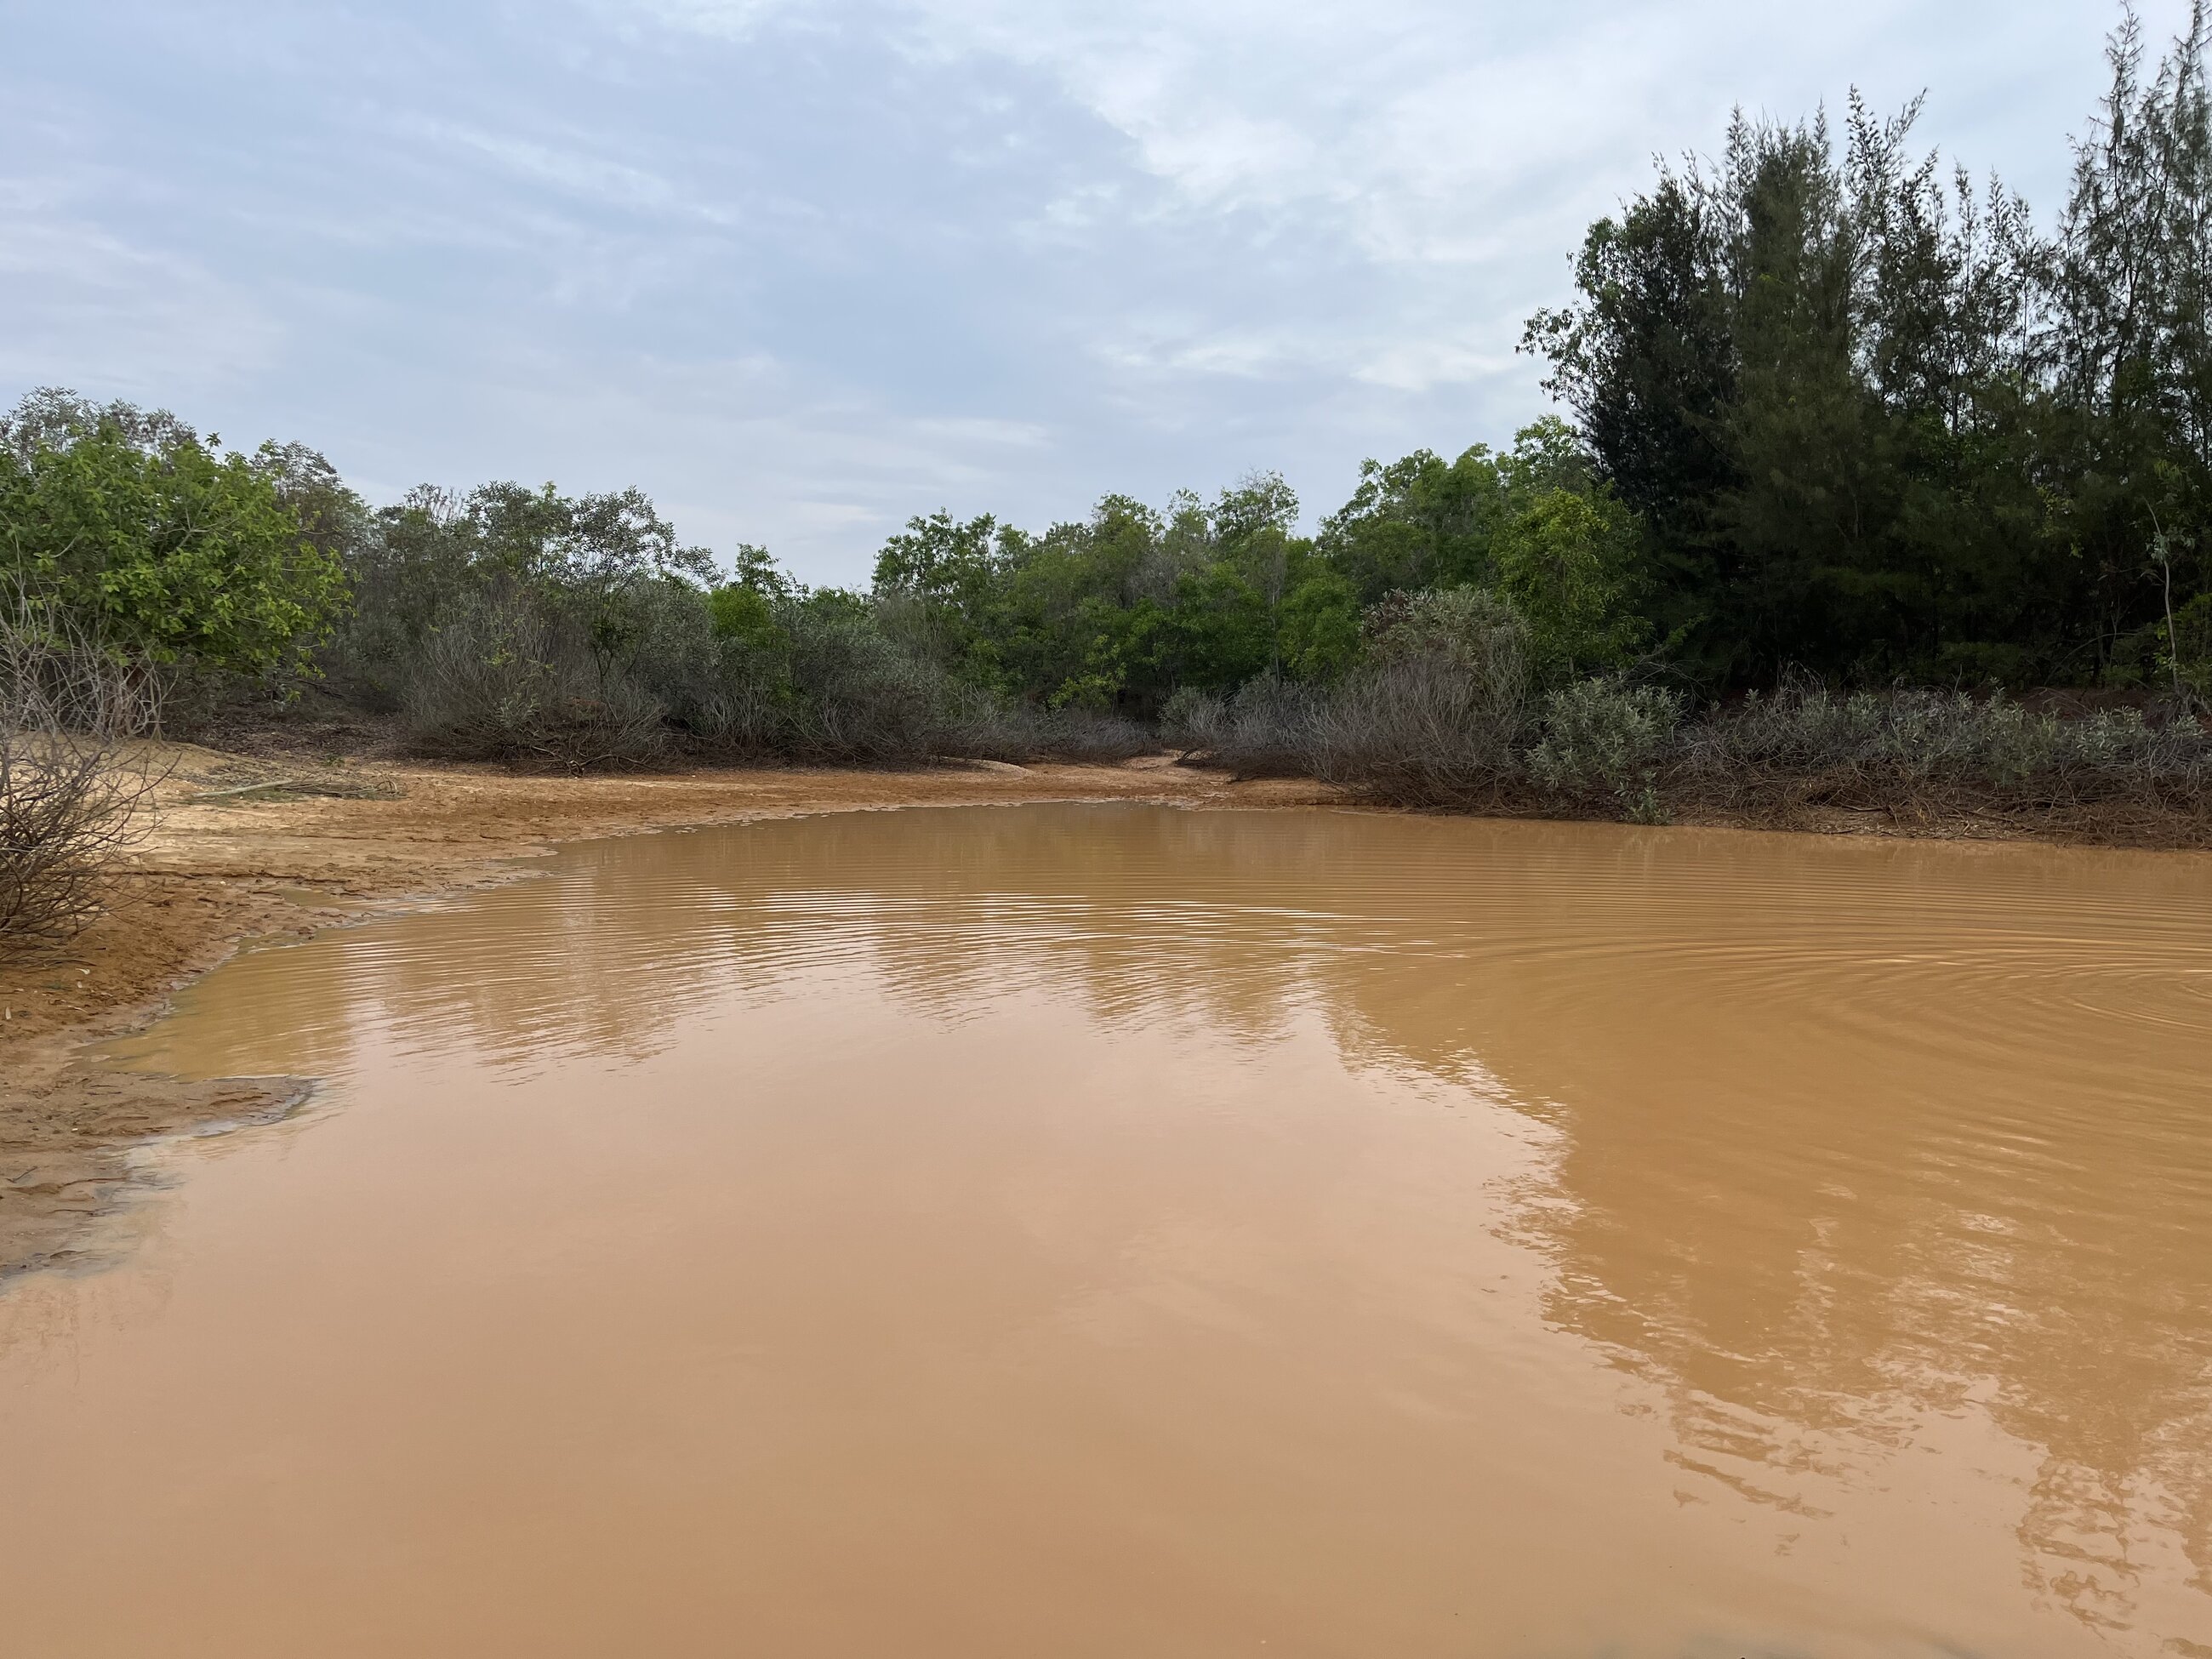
left=0, top=599, right=166, bottom=944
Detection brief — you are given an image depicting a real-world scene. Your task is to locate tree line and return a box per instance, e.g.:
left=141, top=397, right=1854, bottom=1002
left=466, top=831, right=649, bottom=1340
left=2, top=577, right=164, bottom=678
left=1529, top=3, right=2212, bottom=694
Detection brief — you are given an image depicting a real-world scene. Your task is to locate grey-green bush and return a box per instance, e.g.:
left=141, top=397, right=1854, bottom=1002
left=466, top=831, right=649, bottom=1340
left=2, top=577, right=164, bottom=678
left=1677, top=683, right=2212, bottom=807
left=1164, top=676, right=1324, bottom=777
left=1531, top=678, right=1684, bottom=801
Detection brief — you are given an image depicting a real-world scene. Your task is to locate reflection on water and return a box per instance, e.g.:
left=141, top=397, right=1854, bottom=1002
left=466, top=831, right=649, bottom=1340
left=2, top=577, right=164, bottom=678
left=9, top=804, right=2212, bottom=1656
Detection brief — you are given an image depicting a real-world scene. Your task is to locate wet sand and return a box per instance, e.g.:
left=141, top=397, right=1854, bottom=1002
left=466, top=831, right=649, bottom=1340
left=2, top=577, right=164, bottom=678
left=3, top=804, right=2209, bottom=1654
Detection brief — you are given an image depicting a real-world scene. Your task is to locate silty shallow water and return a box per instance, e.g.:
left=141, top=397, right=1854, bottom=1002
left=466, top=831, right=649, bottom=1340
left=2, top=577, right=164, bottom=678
left=3, top=803, right=2209, bottom=1656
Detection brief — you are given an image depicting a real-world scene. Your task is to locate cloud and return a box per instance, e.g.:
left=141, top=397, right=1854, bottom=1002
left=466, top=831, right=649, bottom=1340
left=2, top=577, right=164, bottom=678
left=0, top=180, right=284, bottom=394
left=606, top=0, right=799, bottom=42
left=390, top=115, right=740, bottom=226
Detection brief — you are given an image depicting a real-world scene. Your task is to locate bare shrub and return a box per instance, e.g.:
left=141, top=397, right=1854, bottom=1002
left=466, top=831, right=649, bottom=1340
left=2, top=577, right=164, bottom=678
left=1032, top=707, right=1154, bottom=762
left=1159, top=686, right=1224, bottom=754
left=687, top=640, right=790, bottom=755
left=1159, top=679, right=1319, bottom=774
left=1, top=604, right=162, bottom=944
left=1310, top=590, right=1532, bottom=805
left=778, top=605, right=946, bottom=761
left=912, top=687, right=1027, bottom=765
left=402, top=590, right=668, bottom=770
left=1309, top=657, right=1518, bottom=804
left=929, top=697, right=1152, bottom=765
left=1175, top=640, right=2209, bottom=833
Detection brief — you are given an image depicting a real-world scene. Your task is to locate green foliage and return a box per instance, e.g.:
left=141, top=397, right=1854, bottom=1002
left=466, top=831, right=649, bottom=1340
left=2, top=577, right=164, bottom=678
left=1318, top=446, right=1506, bottom=601
left=708, top=583, right=778, bottom=645
left=1308, top=420, right=1646, bottom=684
left=863, top=475, right=1316, bottom=715
left=1492, top=488, right=1646, bottom=678
left=0, top=394, right=346, bottom=676
left=727, top=542, right=790, bottom=598
left=1361, top=584, right=1531, bottom=681
left=332, top=479, right=715, bottom=709
left=1278, top=567, right=1362, bottom=679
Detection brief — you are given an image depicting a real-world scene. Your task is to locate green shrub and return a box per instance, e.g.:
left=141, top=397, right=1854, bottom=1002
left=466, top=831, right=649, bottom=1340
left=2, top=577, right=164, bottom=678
left=2160, top=595, right=2212, bottom=704
left=0, top=394, right=345, bottom=678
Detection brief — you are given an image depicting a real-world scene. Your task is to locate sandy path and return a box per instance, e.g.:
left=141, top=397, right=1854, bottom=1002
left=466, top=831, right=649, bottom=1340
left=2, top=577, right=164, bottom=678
left=0, top=750, right=1332, bottom=1277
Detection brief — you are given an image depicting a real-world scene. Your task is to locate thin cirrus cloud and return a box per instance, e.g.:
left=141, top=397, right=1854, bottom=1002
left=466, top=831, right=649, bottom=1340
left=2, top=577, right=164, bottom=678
left=0, top=0, right=2187, bottom=584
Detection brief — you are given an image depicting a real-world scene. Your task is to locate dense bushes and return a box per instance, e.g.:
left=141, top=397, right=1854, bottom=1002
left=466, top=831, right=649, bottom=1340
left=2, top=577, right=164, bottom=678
left=1162, top=677, right=1323, bottom=777
left=1678, top=681, right=2212, bottom=812
left=384, top=567, right=1151, bottom=770
left=324, top=482, right=1146, bottom=769
left=1303, top=590, right=1532, bottom=802
left=1530, top=681, right=1683, bottom=811
left=402, top=588, right=671, bottom=769
left=1171, top=585, right=2209, bottom=823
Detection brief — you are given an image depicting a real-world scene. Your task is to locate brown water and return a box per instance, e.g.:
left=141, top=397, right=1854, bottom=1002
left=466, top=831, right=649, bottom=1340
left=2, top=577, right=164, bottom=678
left=3, top=805, right=2210, bottom=1657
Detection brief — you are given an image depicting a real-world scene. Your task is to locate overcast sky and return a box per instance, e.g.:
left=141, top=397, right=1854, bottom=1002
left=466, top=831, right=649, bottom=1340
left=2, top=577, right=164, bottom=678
left=2, top=0, right=2192, bottom=584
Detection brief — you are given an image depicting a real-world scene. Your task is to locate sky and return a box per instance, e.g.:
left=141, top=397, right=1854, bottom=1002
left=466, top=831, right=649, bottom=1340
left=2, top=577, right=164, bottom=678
left=2, top=0, right=2197, bottom=584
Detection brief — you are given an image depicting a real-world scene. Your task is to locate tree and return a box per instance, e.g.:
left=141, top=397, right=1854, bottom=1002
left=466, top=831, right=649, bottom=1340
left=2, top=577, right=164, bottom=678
left=1525, top=172, right=1738, bottom=657
left=0, top=393, right=346, bottom=677
left=2045, top=1, right=2212, bottom=680
left=1493, top=488, right=1646, bottom=679
left=1318, top=446, right=1508, bottom=603
left=1521, top=7, right=2212, bottom=689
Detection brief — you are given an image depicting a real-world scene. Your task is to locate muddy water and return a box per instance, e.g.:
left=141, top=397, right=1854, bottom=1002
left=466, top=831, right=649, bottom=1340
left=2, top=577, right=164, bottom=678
left=3, top=807, right=2209, bottom=1656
